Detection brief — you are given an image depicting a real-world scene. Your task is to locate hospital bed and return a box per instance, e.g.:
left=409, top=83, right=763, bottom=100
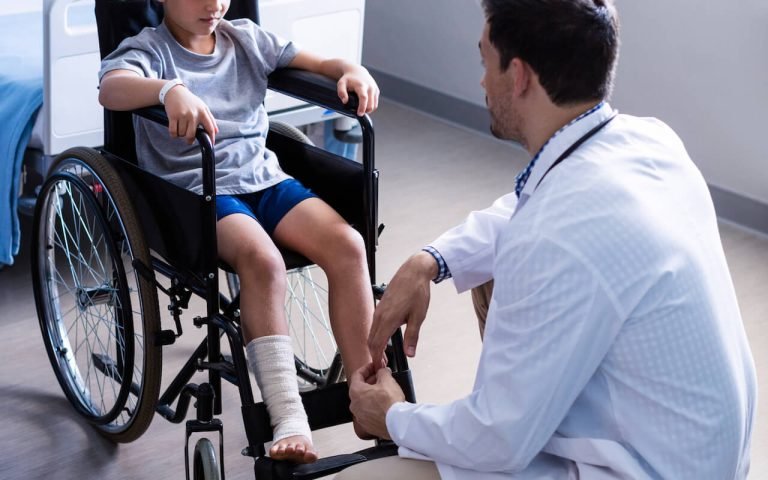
left=0, top=0, right=366, bottom=267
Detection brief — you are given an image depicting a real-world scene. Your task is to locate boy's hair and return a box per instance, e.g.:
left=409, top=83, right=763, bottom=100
left=481, top=0, right=619, bottom=106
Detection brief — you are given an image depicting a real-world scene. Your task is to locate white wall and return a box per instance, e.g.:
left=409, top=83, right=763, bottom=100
left=363, top=0, right=768, bottom=205
left=612, top=1, right=768, bottom=205
left=364, top=0, right=486, bottom=106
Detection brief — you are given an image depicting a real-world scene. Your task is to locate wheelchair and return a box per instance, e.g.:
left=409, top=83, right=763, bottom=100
left=29, top=1, right=415, bottom=478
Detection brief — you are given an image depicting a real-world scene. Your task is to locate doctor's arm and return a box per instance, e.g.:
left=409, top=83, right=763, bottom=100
left=383, top=235, right=623, bottom=472
left=430, top=192, right=517, bottom=292
left=367, top=192, right=518, bottom=368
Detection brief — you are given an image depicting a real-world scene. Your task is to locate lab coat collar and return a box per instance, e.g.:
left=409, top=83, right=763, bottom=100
left=518, top=102, right=615, bottom=204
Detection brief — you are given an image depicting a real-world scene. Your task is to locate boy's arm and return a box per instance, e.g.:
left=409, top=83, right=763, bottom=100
left=99, top=70, right=218, bottom=144
left=287, top=51, right=379, bottom=117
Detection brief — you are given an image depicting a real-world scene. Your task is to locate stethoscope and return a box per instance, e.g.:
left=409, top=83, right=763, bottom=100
left=513, top=111, right=618, bottom=215
left=535, top=111, right=618, bottom=191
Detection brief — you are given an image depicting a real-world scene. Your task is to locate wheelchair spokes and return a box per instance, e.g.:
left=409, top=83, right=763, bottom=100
left=41, top=174, right=135, bottom=422
left=32, top=148, right=162, bottom=442
left=285, top=266, right=343, bottom=389
left=226, top=266, right=343, bottom=390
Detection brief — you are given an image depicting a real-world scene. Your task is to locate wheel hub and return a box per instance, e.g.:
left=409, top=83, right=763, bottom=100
left=76, top=284, right=114, bottom=310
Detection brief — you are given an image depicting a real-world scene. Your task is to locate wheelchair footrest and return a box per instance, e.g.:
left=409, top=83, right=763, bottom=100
left=255, top=453, right=365, bottom=480
left=253, top=442, right=400, bottom=480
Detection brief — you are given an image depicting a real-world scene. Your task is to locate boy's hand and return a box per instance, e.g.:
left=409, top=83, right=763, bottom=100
left=287, top=53, right=380, bottom=117
left=337, top=65, right=380, bottom=117
left=163, top=85, right=219, bottom=145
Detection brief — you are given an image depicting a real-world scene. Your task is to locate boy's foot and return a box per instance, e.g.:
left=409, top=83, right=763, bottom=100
left=269, top=435, right=318, bottom=463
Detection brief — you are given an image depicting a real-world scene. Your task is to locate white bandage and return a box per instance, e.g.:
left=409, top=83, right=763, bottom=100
left=246, top=335, right=311, bottom=443
left=158, top=78, right=184, bottom=105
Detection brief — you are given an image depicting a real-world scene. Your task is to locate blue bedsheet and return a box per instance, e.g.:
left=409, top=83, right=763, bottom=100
left=0, top=11, right=43, bottom=267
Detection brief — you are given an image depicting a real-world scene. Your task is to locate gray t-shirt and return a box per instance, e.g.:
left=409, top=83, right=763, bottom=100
left=99, top=19, right=299, bottom=194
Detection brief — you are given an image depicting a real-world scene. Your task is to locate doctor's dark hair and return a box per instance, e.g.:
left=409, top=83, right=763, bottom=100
left=481, top=0, right=619, bottom=105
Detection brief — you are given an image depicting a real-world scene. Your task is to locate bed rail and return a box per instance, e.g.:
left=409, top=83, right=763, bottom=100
left=43, top=0, right=103, bottom=154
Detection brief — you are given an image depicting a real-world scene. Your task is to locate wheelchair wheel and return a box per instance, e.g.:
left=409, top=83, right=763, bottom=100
left=193, top=438, right=221, bottom=480
left=31, top=147, right=162, bottom=443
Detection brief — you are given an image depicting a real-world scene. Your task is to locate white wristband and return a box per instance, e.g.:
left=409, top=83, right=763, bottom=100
left=159, top=78, right=184, bottom=105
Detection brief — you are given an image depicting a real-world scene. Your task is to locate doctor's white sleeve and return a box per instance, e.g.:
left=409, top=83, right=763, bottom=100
left=386, top=233, right=624, bottom=473
left=429, top=193, right=518, bottom=293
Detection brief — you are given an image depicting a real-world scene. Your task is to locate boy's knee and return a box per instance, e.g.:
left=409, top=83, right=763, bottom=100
left=333, top=227, right=367, bottom=261
left=339, top=225, right=365, bottom=255
left=237, top=243, right=285, bottom=279
left=322, top=228, right=368, bottom=277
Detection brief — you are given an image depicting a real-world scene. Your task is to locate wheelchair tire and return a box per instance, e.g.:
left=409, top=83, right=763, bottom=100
left=227, top=122, right=344, bottom=390
left=31, top=147, right=162, bottom=443
left=193, top=438, right=221, bottom=480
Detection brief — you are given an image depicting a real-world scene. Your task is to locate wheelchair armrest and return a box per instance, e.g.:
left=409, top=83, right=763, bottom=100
left=133, top=105, right=169, bottom=127
left=132, top=106, right=216, bottom=196
left=267, top=68, right=360, bottom=118
left=133, top=106, right=213, bottom=149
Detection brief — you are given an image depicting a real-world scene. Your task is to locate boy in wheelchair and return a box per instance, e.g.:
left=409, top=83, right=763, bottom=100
left=98, top=0, right=379, bottom=464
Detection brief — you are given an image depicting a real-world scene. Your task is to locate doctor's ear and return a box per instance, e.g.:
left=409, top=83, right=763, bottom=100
left=510, top=57, right=533, bottom=98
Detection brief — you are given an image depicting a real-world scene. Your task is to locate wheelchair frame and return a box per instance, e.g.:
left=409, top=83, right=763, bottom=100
left=30, top=1, right=416, bottom=478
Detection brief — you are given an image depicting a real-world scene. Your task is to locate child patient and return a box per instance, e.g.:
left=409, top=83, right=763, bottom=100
left=98, top=0, right=379, bottom=464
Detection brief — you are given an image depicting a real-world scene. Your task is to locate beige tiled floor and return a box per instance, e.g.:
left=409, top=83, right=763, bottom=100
left=0, top=101, right=765, bottom=478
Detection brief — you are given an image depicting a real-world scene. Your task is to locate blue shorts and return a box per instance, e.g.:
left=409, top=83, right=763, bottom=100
left=215, top=179, right=317, bottom=235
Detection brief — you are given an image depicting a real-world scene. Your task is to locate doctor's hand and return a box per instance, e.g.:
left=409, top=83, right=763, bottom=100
left=349, top=364, right=405, bottom=440
left=368, top=251, right=438, bottom=370
left=163, top=85, right=219, bottom=145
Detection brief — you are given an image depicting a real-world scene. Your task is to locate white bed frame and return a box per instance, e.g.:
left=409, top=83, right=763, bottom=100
left=43, top=0, right=102, bottom=155
left=36, top=0, right=366, bottom=156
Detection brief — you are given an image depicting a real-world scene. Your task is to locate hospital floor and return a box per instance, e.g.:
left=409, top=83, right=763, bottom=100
left=1, top=100, right=766, bottom=479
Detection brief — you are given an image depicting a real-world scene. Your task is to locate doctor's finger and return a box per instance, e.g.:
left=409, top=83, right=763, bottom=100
left=349, top=364, right=376, bottom=396
left=375, top=367, right=394, bottom=384
left=368, top=314, right=397, bottom=369
left=350, top=363, right=376, bottom=385
left=402, top=316, right=423, bottom=358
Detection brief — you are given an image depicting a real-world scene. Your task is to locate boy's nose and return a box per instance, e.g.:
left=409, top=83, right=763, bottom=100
left=205, top=0, right=223, bottom=12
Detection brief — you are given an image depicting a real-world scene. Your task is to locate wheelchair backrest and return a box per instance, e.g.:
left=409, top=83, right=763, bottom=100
left=94, top=0, right=260, bottom=161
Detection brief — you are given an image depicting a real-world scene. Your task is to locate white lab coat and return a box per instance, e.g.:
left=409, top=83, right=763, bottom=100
left=386, top=104, right=757, bottom=479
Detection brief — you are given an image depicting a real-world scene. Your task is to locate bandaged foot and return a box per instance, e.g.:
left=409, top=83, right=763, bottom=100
left=270, top=434, right=318, bottom=463
left=246, top=336, right=318, bottom=464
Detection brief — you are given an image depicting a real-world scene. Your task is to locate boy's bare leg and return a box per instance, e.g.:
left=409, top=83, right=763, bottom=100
left=218, top=214, right=317, bottom=463
left=273, top=198, right=375, bottom=438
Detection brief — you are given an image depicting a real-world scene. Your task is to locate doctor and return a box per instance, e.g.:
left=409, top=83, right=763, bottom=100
left=343, top=0, right=757, bottom=478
